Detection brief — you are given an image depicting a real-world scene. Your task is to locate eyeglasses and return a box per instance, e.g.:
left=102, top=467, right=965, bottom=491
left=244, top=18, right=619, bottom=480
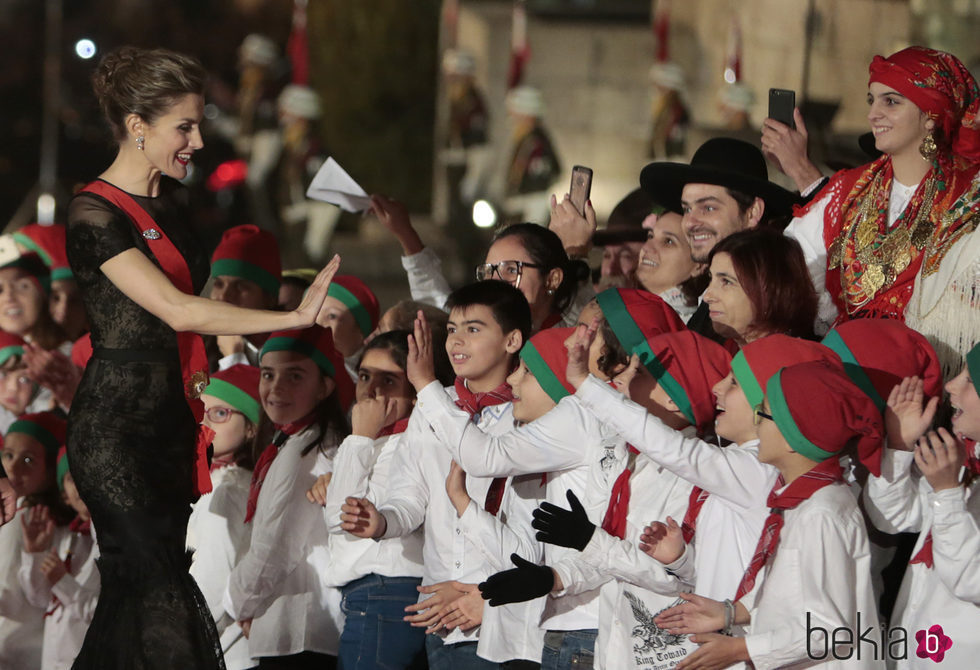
left=475, top=260, right=543, bottom=288
left=204, top=406, right=244, bottom=424
left=753, top=403, right=774, bottom=426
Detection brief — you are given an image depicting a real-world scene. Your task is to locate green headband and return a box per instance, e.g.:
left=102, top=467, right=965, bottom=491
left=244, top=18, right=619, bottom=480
left=967, top=343, right=980, bottom=399
left=204, top=377, right=261, bottom=424
left=596, top=290, right=643, bottom=353
left=211, top=258, right=281, bottom=296
left=327, top=283, right=373, bottom=338
left=766, top=369, right=835, bottom=463
left=730, top=350, right=766, bottom=410
left=11, top=233, right=53, bottom=268
left=821, top=330, right=885, bottom=412
left=0, top=344, right=24, bottom=368
left=519, top=342, right=570, bottom=403
left=7, top=419, right=61, bottom=459
left=56, top=453, right=70, bottom=492
left=261, top=336, right=336, bottom=378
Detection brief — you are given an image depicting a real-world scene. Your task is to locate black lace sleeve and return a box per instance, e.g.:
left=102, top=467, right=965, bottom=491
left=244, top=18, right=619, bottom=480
left=66, top=193, right=138, bottom=271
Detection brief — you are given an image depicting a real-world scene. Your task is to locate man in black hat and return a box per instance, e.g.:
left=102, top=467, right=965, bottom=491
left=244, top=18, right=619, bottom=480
left=640, top=137, right=799, bottom=339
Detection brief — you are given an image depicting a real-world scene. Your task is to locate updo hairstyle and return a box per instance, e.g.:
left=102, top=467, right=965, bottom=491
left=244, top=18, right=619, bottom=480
left=92, top=46, right=207, bottom=142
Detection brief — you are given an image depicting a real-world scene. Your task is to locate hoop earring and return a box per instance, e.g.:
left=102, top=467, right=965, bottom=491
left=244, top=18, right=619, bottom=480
left=136, top=135, right=145, bottom=151
left=919, top=133, right=937, bottom=161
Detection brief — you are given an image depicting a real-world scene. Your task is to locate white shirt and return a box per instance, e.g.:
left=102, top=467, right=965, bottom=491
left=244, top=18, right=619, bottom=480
left=19, top=523, right=99, bottom=670
left=414, top=382, right=620, bottom=632
left=188, top=464, right=255, bottom=670
left=224, top=427, right=343, bottom=658
left=0, top=504, right=44, bottom=668
left=552, top=445, right=697, bottom=670
left=575, top=375, right=778, bottom=603
left=864, top=448, right=980, bottom=669
left=323, top=431, right=424, bottom=586
left=746, top=483, right=883, bottom=670
left=378, top=384, right=512, bottom=646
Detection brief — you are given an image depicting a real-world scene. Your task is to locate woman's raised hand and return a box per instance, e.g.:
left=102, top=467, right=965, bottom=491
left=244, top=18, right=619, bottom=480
left=291, top=254, right=340, bottom=328
left=549, top=193, right=596, bottom=258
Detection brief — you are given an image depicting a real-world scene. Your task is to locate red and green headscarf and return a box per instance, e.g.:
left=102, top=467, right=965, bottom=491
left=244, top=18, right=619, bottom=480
left=204, top=364, right=262, bottom=425
left=56, top=446, right=70, bottom=492
left=261, top=325, right=354, bottom=410
left=13, top=223, right=72, bottom=282
left=596, top=288, right=686, bottom=354
left=327, top=275, right=380, bottom=339
left=731, top=334, right=843, bottom=410
left=519, top=327, right=575, bottom=403
left=7, top=412, right=67, bottom=463
left=822, top=318, right=941, bottom=412
left=211, top=224, right=282, bottom=297
left=766, top=360, right=884, bottom=476
left=0, top=332, right=26, bottom=368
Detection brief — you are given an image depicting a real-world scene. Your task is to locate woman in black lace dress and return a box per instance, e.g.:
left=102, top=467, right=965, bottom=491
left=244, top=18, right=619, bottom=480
left=65, top=47, right=339, bottom=669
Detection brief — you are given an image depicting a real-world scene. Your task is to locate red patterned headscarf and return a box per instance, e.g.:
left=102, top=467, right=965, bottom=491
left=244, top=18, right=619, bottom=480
left=869, top=46, right=980, bottom=162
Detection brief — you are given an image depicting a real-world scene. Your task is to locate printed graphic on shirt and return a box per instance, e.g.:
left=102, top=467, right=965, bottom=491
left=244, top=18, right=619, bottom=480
left=623, top=591, right=700, bottom=669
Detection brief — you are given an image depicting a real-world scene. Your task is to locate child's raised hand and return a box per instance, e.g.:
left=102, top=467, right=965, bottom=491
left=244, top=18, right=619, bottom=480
left=445, top=460, right=471, bottom=518
left=914, top=428, right=965, bottom=493
left=369, top=194, right=423, bottom=255
left=406, top=311, right=437, bottom=391
left=40, top=548, right=67, bottom=585
left=611, top=354, right=642, bottom=401
left=351, top=396, right=398, bottom=439
left=21, top=505, right=55, bottom=553
left=654, top=591, right=726, bottom=635
left=340, top=496, right=386, bottom=538
left=305, top=473, right=332, bottom=506
left=885, top=376, right=939, bottom=451
left=564, top=318, right=599, bottom=389
left=638, top=516, right=685, bottom=565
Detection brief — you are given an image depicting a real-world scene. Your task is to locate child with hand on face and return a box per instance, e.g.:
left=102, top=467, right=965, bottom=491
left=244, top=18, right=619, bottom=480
left=0, top=413, right=73, bottom=668
left=223, top=326, right=352, bottom=668
left=339, top=281, right=531, bottom=669
left=20, top=447, right=100, bottom=670
left=188, top=364, right=263, bottom=670
left=311, top=329, right=451, bottom=670
left=864, top=341, right=980, bottom=669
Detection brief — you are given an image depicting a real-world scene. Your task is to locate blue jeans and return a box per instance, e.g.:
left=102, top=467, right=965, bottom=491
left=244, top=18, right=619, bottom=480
left=425, top=634, right=501, bottom=670
left=540, top=630, right=596, bottom=670
left=338, top=574, right=427, bottom=670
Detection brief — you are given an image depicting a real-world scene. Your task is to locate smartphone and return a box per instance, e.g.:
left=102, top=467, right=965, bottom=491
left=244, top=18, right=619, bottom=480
left=768, top=88, right=796, bottom=129
left=569, top=165, right=593, bottom=216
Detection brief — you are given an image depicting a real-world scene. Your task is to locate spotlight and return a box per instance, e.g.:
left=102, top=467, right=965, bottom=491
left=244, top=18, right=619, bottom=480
left=75, top=39, right=97, bottom=60
left=472, top=199, right=497, bottom=229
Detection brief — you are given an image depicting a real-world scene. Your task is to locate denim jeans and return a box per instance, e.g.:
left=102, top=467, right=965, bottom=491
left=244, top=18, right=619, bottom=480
left=425, top=634, right=501, bottom=670
left=338, top=574, right=427, bottom=670
left=540, top=629, right=596, bottom=670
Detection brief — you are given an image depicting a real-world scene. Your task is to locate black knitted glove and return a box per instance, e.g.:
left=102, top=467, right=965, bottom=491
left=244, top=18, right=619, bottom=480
left=531, top=489, right=595, bottom=551
left=478, top=554, right=554, bottom=607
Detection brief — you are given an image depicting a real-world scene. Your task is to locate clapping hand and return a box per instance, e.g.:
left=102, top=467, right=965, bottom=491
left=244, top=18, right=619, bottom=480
left=885, top=376, right=939, bottom=451
left=563, top=319, right=599, bottom=389
left=406, top=311, right=437, bottom=392
left=638, top=516, right=686, bottom=564
left=21, top=505, right=55, bottom=553
left=531, top=489, right=595, bottom=551
left=478, top=554, right=554, bottom=606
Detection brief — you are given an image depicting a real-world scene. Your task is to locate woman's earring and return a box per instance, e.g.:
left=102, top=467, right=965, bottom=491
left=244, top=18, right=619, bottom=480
left=136, top=135, right=145, bottom=151
left=547, top=288, right=555, bottom=295
left=919, top=132, right=937, bottom=161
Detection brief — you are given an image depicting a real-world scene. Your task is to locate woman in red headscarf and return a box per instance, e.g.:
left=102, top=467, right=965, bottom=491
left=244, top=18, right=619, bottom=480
left=786, top=46, right=980, bottom=378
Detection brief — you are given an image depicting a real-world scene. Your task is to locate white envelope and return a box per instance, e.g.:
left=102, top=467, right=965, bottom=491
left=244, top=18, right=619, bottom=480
left=305, top=157, right=372, bottom=213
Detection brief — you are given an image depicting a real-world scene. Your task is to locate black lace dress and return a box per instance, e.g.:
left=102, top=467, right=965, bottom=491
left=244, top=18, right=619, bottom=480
left=65, top=177, right=225, bottom=669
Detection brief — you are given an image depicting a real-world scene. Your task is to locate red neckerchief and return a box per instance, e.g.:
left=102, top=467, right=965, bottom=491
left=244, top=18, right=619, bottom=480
left=377, top=417, right=411, bottom=438
left=69, top=516, right=92, bottom=536
left=734, top=458, right=843, bottom=601
left=601, top=446, right=639, bottom=540
left=454, top=378, right=514, bottom=516
left=80, top=180, right=213, bottom=497
left=910, top=438, right=978, bottom=569
left=680, top=486, right=712, bottom=544
left=244, top=412, right=317, bottom=523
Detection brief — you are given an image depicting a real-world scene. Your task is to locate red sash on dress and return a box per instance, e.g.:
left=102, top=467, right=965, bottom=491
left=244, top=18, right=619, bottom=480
left=454, top=378, right=514, bottom=516
left=80, top=180, right=214, bottom=496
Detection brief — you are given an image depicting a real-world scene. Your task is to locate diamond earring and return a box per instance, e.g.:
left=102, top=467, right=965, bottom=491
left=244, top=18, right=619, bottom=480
left=136, top=135, right=145, bottom=151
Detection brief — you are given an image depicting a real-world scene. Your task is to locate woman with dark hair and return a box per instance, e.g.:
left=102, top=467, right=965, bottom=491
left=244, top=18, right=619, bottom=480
left=65, top=46, right=339, bottom=668
left=703, top=228, right=817, bottom=347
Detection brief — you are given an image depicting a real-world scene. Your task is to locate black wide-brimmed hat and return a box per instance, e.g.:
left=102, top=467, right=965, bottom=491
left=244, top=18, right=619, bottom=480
left=640, top=137, right=799, bottom=218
